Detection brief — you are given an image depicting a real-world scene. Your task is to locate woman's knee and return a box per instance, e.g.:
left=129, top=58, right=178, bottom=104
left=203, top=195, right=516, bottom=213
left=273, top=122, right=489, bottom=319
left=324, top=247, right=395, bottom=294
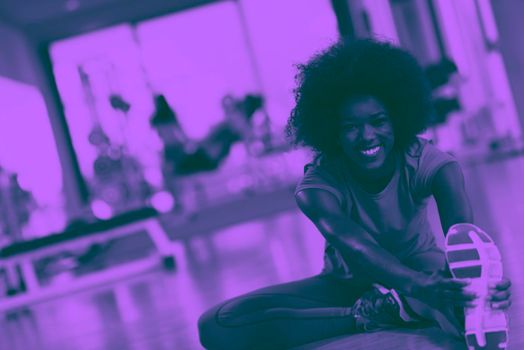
left=198, top=295, right=268, bottom=350
left=198, top=305, right=222, bottom=350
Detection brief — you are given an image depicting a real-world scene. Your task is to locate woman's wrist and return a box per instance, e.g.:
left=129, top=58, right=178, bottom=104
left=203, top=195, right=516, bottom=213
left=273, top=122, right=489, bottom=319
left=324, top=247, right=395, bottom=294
left=402, top=272, right=429, bottom=297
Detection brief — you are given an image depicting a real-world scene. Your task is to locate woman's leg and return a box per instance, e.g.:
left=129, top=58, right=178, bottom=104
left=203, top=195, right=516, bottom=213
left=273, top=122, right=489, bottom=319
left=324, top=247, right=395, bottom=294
left=198, top=274, right=372, bottom=350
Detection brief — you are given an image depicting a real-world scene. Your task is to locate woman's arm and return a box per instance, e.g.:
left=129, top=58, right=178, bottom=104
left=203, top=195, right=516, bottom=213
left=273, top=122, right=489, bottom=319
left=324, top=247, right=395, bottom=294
left=295, top=188, right=470, bottom=303
left=431, top=161, right=511, bottom=309
left=431, top=161, right=473, bottom=234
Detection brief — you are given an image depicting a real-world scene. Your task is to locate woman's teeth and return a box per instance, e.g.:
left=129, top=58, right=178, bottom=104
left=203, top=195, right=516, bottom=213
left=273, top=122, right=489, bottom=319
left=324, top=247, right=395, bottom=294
left=361, top=145, right=381, bottom=156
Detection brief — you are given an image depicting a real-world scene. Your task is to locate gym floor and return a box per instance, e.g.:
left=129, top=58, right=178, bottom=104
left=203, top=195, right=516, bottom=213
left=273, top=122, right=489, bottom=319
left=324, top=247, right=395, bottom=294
left=1, top=154, right=523, bottom=350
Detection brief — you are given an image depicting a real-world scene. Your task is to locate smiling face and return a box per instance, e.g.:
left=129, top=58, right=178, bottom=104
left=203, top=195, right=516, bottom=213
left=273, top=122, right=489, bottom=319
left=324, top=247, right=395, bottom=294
left=338, top=95, right=396, bottom=177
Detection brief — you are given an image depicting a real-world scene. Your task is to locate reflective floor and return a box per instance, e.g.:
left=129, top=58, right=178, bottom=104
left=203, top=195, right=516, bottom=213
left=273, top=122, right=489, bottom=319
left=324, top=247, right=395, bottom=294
left=1, top=155, right=523, bottom=350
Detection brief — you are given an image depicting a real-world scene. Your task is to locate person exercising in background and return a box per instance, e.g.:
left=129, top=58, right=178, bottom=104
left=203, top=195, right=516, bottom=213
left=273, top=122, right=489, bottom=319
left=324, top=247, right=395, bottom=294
left=150, top=93, right=263, bottom=176
left=198, top=39, right=511, bottom=350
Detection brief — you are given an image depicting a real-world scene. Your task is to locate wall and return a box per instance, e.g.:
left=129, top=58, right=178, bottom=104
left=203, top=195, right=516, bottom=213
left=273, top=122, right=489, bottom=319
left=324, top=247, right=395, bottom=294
left=491, top=0, right=524, bottom=139
left=0, top=22, right=40, bottom=84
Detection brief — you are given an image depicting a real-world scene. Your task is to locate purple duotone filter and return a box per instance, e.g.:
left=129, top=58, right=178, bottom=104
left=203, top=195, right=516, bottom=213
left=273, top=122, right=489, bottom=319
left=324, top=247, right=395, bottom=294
left=0, top=0, right=522, bottom=349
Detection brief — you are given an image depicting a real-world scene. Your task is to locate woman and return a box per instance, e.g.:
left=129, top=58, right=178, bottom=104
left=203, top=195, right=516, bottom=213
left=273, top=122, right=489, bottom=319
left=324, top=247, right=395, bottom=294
left=198, top=39, right=511, bottom=350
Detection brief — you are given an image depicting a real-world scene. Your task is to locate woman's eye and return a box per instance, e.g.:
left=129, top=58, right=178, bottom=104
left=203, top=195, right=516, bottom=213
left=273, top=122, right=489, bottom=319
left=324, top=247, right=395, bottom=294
left=372, top=119, right=387, bottom=126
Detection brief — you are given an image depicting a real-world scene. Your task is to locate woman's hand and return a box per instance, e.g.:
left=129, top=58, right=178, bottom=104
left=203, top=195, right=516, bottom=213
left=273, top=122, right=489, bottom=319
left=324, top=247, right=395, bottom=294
left=411, top=271, right=477, bottom=309
left=489, top=276, right=512, bottom=310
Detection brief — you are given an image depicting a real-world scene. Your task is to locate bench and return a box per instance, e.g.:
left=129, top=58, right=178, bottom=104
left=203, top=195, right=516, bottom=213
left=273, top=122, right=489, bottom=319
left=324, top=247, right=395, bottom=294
left=0, top=207, right=176, bottom=312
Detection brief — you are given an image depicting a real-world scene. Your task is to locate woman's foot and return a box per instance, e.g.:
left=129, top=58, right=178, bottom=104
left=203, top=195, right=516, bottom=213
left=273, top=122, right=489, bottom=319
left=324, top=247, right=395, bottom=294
left=445, top=223, right=509, bottom=350
left=350, top=284, right=425, bottom=332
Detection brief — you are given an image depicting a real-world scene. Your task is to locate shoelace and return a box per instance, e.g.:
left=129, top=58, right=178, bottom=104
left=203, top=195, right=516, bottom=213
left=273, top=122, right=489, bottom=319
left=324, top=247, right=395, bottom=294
left=352, top=291, right=401, bottom=328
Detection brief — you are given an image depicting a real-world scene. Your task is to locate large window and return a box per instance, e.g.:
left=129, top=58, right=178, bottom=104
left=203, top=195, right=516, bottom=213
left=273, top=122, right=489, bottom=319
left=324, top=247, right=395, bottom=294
left=0, top=77, right=67, bottom=244
left=50, top=2, right=262, bottom=217
left=49, top=1, right=339, bottom=218
left=388, top=0, right=520, bottom=150
left=236, top=0, right=338, bottom=134
left=50, top=24, right=162, bottom=218
left=136, top=1, right=259, bottom=139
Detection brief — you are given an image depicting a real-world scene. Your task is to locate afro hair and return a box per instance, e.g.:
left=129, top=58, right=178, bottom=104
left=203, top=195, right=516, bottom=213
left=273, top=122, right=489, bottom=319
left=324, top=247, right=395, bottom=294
left=285, top=39, right=433, bottom=156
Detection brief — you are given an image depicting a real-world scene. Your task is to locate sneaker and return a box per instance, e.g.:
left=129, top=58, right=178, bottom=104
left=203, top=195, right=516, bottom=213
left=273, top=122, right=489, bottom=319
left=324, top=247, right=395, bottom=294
left=445, top=223, right=509, bottom=350
left=351, top=284, right=421, bottom=332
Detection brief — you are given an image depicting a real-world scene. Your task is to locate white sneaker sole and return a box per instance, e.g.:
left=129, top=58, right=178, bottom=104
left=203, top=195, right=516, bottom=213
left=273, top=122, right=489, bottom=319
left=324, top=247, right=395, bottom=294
left=445, top=223, right=508, bottom=350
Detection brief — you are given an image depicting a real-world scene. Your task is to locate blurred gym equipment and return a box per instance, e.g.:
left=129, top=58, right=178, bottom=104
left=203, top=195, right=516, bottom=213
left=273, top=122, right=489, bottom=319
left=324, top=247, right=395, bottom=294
left=0, top=207, right=176, bottom=312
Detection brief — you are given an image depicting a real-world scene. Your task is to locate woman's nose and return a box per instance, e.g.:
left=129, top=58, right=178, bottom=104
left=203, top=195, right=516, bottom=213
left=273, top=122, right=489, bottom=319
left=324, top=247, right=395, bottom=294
left=361, top=124, right=376, bottom=140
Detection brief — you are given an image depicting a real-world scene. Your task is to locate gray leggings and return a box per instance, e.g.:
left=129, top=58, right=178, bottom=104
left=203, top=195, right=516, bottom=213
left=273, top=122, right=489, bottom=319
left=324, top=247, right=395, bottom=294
left=198, top=250, right=446, bottom=350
